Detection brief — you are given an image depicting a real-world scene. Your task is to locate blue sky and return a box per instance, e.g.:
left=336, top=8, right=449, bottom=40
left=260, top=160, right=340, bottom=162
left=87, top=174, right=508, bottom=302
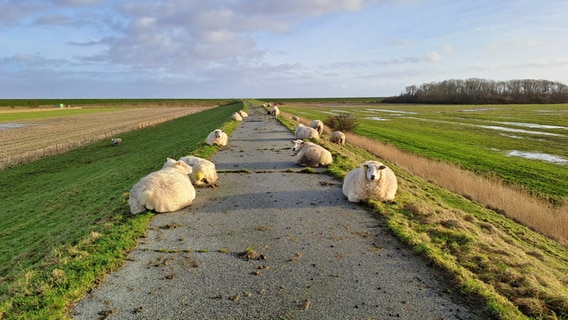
left=1, top=0, right=567, bottom=98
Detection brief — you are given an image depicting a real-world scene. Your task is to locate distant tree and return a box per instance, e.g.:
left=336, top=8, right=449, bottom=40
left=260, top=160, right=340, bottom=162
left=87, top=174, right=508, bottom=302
left=382, top=78, right=568, bottom=104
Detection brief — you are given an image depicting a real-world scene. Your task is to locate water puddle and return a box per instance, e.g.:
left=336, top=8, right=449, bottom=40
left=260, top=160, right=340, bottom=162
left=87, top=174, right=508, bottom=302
left=365, top=117, right=388, bottom=121
left=492, top=121, right=568, bottom=130
left=0, top=123, right=29, bottom=130
left=478, top=125, right=563, bottom=137
left=506, top=150, right=568, bottom=164
left=365, top=109, right=417, bottom=114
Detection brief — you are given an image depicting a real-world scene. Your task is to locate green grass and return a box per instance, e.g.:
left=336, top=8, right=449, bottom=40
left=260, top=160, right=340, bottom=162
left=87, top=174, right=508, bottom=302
left=280, top=102, right=568, bottom=204
left=0, top=98, right=232, bottom=108
left=273, top=104, right=568, bottom=319
left=0, top=108, right=128, bottom=122
left=0, top=102, right=243, bottom=319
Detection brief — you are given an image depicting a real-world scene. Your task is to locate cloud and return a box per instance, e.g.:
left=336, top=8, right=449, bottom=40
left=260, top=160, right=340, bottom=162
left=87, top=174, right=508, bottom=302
left=424, top=51, right=442, bottom=62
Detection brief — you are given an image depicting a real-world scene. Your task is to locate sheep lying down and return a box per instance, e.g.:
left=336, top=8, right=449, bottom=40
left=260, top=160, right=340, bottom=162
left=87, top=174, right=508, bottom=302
left=342, top=160, right=398, bottom=203
left=291, top=139, right=332, bottom=168
left=128, top=158, right=196, bottom=214
left=179, top=155, right=218, bottom=187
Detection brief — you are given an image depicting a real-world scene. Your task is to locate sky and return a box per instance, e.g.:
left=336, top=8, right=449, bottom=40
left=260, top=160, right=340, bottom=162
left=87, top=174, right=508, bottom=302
left=0, top=0, right=567, bottom=99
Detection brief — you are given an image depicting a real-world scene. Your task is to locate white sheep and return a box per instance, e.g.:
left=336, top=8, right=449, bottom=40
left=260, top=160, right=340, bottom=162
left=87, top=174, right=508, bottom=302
left=295, top=124, right=320, bottom=139
left=269, top=105, right=280, bottom=118
left=179, top=155, right=218, bottom=187
left=291, top=115, right=299, bottom=121
left=310, top=120, right=324, bottom=136
left=342, top=160, right=398, bottom=203
left=128, top=158, right=196, bottom=214
left=238, top=110, right=248, bottom=118
left=291, top=139, right=332, bottom=168
left=206, top=129, right=228, bottom=146
left=330, top=131, right=346, bottom=146
left=111, top=138, right=122, bottom=145
left=231, top=112, right=243, bottom=122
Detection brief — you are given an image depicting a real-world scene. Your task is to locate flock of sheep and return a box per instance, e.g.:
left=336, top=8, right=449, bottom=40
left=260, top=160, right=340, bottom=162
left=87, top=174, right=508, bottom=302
left=125, top=106, right=398, bottom=215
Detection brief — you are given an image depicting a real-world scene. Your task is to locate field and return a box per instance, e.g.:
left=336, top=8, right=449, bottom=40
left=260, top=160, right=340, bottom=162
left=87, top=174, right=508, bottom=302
left=278, top=102, right=568, bottom=203
left=0, top=101, right=243, bottom=319
left=0, top=102, right=225, bottom=170
left=2, top=99, right=568, bottom=319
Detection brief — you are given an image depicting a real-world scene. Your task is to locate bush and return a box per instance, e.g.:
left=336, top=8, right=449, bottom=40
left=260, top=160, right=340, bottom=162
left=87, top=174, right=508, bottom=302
left=324, top=113, right=359, bottom=132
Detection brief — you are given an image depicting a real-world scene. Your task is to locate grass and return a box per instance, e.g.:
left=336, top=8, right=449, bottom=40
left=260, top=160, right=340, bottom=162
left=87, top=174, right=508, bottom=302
left=279, top=102, right=568, bottom=203
left=0, top=102, right=243, bottom=319
left=0, top=108, right=127, bottom=122
left=271, top=102, right=568, bottom=319
left=0, top=98, right=232, bottom=108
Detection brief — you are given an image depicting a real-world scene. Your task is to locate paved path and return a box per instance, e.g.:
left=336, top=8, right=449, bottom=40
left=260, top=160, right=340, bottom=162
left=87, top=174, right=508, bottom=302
left=72, top=105, right=479, bottom=319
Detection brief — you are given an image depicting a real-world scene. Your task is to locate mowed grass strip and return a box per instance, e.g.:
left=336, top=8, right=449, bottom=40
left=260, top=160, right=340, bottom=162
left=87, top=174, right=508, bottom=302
left=0, top=108, right=127, bottom=121
left=0, top=102, right=243, bottom=319
left=271, top=102, right=568, bottom=319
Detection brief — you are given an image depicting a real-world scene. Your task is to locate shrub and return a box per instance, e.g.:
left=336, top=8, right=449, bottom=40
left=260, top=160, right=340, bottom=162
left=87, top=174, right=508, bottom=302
left=324, top=113, right=359, bottom=132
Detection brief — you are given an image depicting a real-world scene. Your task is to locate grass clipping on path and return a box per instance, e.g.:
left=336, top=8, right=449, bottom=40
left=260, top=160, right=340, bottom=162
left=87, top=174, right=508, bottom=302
left=277, top=110, right=568, bottom=320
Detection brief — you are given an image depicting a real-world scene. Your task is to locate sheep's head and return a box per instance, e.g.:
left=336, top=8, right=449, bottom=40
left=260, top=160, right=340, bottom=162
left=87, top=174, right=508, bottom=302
left=175, top=161, right=192, bottom=175
left=363, top=161, right=387, bottom=181
left=291, top=139, right=305, bottom=154
left=214, top=129, right=223, bottom=138
left=162, top=157, right=178, bottom=169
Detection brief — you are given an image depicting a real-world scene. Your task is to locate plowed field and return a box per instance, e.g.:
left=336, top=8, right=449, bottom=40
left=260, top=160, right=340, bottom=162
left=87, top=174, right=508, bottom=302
left=0, top=106, right=213, bottom=170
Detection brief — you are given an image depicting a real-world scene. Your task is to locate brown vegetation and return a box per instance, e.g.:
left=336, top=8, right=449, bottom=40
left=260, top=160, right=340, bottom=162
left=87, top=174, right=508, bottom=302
left=291, top=113, right=568, bottom=246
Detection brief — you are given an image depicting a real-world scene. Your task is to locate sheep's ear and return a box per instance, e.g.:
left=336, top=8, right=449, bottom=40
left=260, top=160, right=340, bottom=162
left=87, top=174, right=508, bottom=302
left=378, top=165, right=386, bottom=170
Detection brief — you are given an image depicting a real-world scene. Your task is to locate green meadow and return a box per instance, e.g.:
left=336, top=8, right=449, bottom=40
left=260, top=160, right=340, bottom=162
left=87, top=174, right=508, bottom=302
left=280, top=102, right=568, bottom=204
left=0, top=102, right=242, bottom=319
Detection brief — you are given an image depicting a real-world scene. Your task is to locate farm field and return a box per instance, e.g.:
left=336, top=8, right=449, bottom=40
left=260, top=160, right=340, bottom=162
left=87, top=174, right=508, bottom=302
left=0, top=104, right=220, bottom=170
left=279, top=102, right=568, bottom=204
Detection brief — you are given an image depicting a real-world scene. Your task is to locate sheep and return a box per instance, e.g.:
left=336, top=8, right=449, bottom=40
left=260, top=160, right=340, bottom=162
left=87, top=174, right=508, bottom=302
left=111, top=138, right=122, bottom=145
left=291, top=115, right=300, bottom=122
left=269, top=105, right=280, bottom=118
left=295, top=124, right=320, bottom=140
left=231, top=112, right=243, bottom=122
left=206, top=129, right=228, bottom=146
left=291, top=139, right=332, bottom=168
left=128, top=158, right=196, bottom=214
left=179, top=155, right=218, bottom=187
left=238, top=110, right=248, bottom=118
left=310, top=120, right=324, bottom=136
left=342, top=160, right=398, bottom=203
left=330, top=131, right=346, bottom=146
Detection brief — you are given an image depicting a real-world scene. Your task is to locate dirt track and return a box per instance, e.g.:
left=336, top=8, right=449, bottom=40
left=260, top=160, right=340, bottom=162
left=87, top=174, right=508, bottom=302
left=71, top=105, right=480, bottom=319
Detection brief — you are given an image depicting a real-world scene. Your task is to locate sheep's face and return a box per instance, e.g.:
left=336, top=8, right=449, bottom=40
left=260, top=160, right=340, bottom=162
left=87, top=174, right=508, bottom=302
left=364, top=162, right=387, bottom=181
left=214, top=130, right=223, bottom=138
left=291, top=139, right=305, bottom=153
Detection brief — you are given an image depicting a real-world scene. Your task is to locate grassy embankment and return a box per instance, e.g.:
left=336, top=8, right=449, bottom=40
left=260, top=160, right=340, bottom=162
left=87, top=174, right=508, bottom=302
left=0, top=102, right=244, bottom=319
left=0, top=98, right=231, bottom=108
left=260, top=99, right=568, bottom=320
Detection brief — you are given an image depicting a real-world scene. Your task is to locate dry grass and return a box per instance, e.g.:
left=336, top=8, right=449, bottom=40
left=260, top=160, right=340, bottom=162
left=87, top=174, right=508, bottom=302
left=288, top=112, right=568, bottom=246
left=346, top=132, right=568, bottom=245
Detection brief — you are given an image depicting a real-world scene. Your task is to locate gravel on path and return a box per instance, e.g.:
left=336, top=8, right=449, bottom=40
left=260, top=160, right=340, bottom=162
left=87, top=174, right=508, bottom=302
left=71, top=105, right=480, bottom=320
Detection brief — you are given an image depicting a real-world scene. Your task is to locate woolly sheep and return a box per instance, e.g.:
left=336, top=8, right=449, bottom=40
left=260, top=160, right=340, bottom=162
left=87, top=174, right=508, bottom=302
left=206, top=129, right=228, bottom=146
left=269, top=105, right=280, bottom=118
left=310, top=120, right=324, bottom=136
left=295, top=124, right=320, bottom=139
left=291, top=139, right=332, bottom=168
left=291, top=115, right=300, bottom=121
left=128, top=158, right=196, bottom=214
left=330, top=131, right=346, bottom=146
left=342, top=160, right=398, bottom=203
left=111, top=138, right=122, bottom=145
left=179, top=155, right=218, bottom=187
left=238, top=110, right=248, bottom=118
left=231, top=112, right=243, bottom=121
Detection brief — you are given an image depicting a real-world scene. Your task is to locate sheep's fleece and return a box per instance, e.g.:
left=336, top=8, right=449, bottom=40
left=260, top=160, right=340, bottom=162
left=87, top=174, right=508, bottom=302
left=179, top=155, right=219, bottom=187
left=342, top=160, right=397, bottom=202
left=128, top=158, right=196, bottom=214
left=206, top=129, right=228, bottom=146
left=291, top=139, right=332, bottom=168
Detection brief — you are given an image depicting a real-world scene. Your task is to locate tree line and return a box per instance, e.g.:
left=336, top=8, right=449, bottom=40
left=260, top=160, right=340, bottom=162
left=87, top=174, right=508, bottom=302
left=382, top=78, right=568, bottom=104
